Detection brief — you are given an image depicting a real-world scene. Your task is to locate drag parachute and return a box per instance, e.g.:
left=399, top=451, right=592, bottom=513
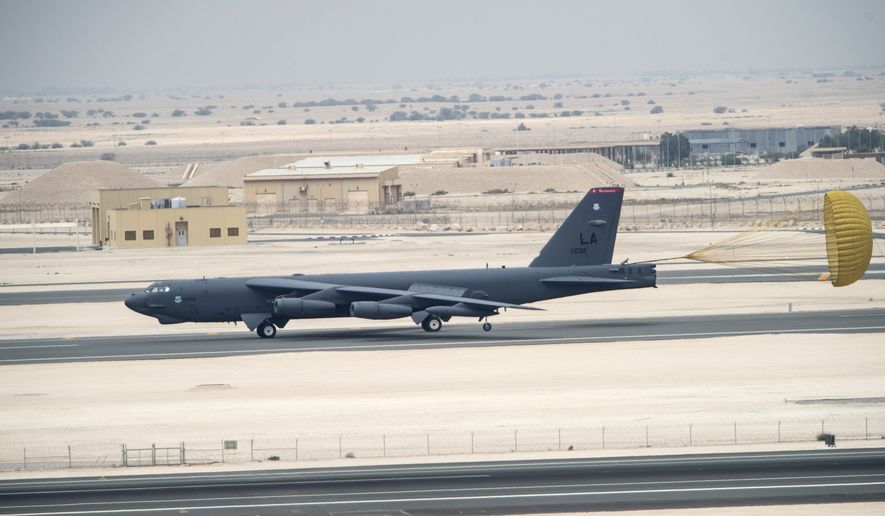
left=679, top=191, right=873, bottom=287
left=823, top=190, right=873, bottom=287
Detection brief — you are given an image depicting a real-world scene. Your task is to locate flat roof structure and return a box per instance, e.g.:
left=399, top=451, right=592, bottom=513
left=288, top=154, right=424, bottom=169
left=246, top=165, right=393, bottom=179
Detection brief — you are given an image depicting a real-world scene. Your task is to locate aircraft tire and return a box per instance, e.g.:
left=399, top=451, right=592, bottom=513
left=257, top=322, right=277, bottom=338
left=482, top=322, right=492, bottom=332
left=422, top=316, right=442, bottom=332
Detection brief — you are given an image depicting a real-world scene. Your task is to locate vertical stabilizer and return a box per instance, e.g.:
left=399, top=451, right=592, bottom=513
left=529, top=187, right=624, bottom=267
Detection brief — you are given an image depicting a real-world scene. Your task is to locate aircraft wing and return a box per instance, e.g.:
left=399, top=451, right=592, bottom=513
left=246, top=277, right=542, bottom=311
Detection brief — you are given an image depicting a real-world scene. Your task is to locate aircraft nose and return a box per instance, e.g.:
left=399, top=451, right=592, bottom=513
left=125, top=293, right=147, bottom=313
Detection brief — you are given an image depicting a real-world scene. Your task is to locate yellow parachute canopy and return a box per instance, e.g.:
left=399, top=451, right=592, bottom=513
left=680, top=191, right=872, bottom=287
left=823, top=191, right=873, bottom=287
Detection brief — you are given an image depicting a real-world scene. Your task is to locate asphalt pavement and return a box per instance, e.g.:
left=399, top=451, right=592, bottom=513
left=0, top=308, right=882, bottom=365
left=1, top=448, right=883, bottom=514
left=2, top=264, right=884, bottom=306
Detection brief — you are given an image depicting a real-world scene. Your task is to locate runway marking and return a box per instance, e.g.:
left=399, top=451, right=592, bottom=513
left=5, top=481, right=885, bottom=514
left=5, top=473, right=885, bottom=509
left=0, top=344, right=77, bottom=350
left=1, top=325, right=884, bottom=364
left=6, top=450, right=884, bottom=487
left=0, top=474, right=489, bottom=497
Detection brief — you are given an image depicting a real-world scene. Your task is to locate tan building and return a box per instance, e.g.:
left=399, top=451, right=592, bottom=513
left=244, top=161, right=403, bottom=215
left=93, top=187, right=247, bottom=249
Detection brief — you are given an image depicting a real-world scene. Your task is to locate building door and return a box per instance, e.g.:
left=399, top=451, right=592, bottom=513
left=175, top=221, right=188, bottom=246
left=347, top=190, right=369, bottom=213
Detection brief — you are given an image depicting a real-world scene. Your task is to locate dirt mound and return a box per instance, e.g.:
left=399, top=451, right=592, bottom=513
left=0, top=161, right=160, bottom=205
left=754, top=158, right=885, bottom=180
left=184, top=154, right=303, bottom=188
left=400, top=164, right=634, bottom=195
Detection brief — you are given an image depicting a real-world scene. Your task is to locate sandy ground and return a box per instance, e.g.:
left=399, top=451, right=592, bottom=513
left=1, top=332, right=883, bottom=458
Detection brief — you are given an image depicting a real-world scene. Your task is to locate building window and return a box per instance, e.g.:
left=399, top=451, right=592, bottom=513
left=143, top=230, right=154, bottom=240
left=209, top=228, right=221, bottom=238
left=124, top=231, right=136, bottom=241
left=701, top=144, right=709, bottom=150
left=750, top=142, right=757, bottom=148
left=227, top=227, right=239, bottom=237
left=778, top=142, right=786, bottom=148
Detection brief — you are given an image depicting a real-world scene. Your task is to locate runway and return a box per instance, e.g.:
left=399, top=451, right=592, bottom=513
left=1, top=448, right=884, bottom=514
left=1, top=264, right=884, bottom=306
left=0, top=308, right=883, bottom=365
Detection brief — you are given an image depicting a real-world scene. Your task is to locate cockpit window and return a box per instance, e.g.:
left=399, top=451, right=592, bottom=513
left=144, top=283, right=171, bottom=293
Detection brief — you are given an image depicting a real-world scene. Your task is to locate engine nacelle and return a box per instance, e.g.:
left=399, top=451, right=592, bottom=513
left=274, top=297, right=336, bottom=317
left=425, top=305, right=493, bottom=318
left=349, top=301, right=412, bottom=320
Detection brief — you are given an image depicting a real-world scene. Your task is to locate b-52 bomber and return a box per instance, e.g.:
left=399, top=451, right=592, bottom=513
left=125, top=187, right=656, bottom=338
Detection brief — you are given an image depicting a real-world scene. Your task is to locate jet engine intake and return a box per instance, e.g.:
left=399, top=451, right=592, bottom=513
left=274, top=297, right=336, bottom=317
left=349, top=301, right=412, bottom=320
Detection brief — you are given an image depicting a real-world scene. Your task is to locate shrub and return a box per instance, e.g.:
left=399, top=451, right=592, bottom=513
left=79, top=139, right=94, bottom=147
left=16, top=143, right=30, bottom=150
left=34, top=119, right=71, bottom=127
left=100, top=152, right=116, bottom=160
left=70, top=142, right=82, bottom=148
left=133, top=124, right=145, bottom=130
left=194, top=108, right=212, bottom=116
left=267, top=455, right=280, bottom=461
left=277, top=119, right=287, bottom=125
left=650, top=105, right=664, bottom=114
left=117, top=141, right=126, bottom=146
left=403, top=191, right=416, bottom=197
left=304, top=118, right=316, bottom=125
left=51, top=142, right=63, bottom=149
left=132, top=112, right=147, bottom=118
left=483, top=188, right=510, bottom=195
left=277, top=101, right=287, bottom=108
left=553, top=102, right=563, bottom=108
left=432, top=190, right=448, bottom=196
left=516, top=122, right=530, bottom=131
left=145, top=140, right=157, bottom=145
left=713, top=106, right=728, bottom=114
left=171, top=109, right=186, bottom=117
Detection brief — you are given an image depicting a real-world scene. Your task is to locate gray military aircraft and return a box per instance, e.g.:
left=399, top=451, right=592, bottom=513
left=125, top=187, right=656, bottom=338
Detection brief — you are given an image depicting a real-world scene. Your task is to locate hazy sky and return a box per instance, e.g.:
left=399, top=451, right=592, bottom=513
left=2, top=0, right=884, bottom=93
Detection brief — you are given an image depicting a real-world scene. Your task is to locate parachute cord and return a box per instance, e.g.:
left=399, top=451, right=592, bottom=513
left=632, top=256, right=687, bottom=265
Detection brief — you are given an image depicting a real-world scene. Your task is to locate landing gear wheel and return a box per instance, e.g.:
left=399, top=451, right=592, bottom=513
left=421, top=316, right=442, bottom=332
left=482, top=322, right=492, bottom=332
left=257, top=322, right=277, bottom=339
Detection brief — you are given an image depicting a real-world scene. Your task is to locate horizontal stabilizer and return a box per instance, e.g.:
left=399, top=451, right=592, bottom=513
left=540, top=276, right=639, bottom=286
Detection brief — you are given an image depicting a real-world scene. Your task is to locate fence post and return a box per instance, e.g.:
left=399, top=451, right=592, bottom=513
left=866, top=418, right=869, bottom=440
left=295, top=437, right=299, bottom=461
left=250, top=439, right=254, bottom=462
left=778, top=421, right=781, bottom=443
left=221, top=441, right=225, bottom=463
left=382, top=435, right=386, bottom=458
left=645, top=425, right=649, bottom=448
left=514, top=429, right=518, bottom=452
left=602, top=426, right=606, bottom=449
left=689, top=425, right=692, bottom=447
left=151, top=444, right=156, bottom=466
left=339, top=436, right=342, bottom=459
left=558, top=428, right=562, bottom=451
left=471, top=432, right=475, bottom=454
left=733, top=423, right=737, bottom=445
left=23, top=448, right=27, bottom=470
left=181, top=442, right=186, bottom=465
left=68, top=445, right=72, bottom=468
left=426, top=433, right=430, bottom=456
left=821, top=419, right=825, bottom=435
left=122, top=444, right=127, bottom=467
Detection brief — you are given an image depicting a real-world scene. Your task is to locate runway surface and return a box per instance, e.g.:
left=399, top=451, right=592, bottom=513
left=0, top=308, right=883, bottom=365
left=2, top=264, right=884, bottom=306
left=1, top=448, right=883, bottom=514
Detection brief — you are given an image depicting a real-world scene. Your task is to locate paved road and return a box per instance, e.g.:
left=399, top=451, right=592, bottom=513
left=1, top=449, right=883, bottom=514
left=2, top=264, right=884, bottom=306
left=1, top=308, right=883, bottom=365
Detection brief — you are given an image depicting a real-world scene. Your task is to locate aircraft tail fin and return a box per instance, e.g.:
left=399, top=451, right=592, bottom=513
left=529, top=187, right=624, bottom=267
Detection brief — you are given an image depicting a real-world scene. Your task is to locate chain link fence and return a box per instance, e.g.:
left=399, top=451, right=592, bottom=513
left=2, top=415, right=883, bottom=472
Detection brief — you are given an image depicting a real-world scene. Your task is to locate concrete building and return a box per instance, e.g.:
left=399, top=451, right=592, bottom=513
left=689, top=138, right=751, bottom=156
left=92, top=186, right=247, bottom=248
left=244, top=154, right=417, bottom=214
left=683, top=126, right=840, bottom=156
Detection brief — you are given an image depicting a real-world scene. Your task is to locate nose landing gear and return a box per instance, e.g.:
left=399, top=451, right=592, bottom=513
left=482, top=321, right=492, bottom=332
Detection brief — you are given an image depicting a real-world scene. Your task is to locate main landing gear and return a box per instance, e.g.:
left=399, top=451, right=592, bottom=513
left=257, top=322, right=277, bottom=338
left=421, top=315, right=443, bottom=332
left=482, top=321, right=492, bottom=332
